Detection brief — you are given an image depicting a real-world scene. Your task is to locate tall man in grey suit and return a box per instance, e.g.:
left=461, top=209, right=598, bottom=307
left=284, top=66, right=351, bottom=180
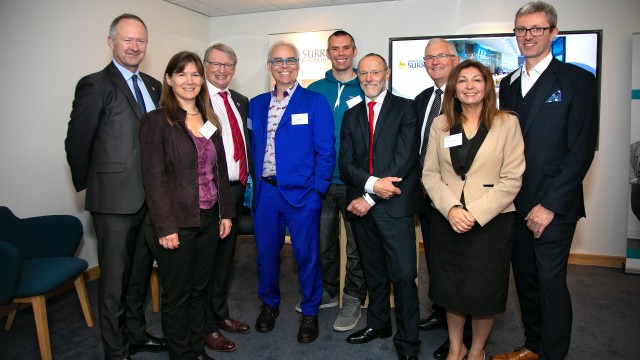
left=202, top=42, right=252, bottom=353
left=491, top=2, right=598, bottom=360
left=65, top=14, right=166, bottom=360
left=340, top=53, right=422, bottom=360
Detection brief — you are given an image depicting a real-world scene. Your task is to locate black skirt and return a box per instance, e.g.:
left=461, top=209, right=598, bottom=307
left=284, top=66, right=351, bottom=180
left=429, top=211, right=515, bottom=316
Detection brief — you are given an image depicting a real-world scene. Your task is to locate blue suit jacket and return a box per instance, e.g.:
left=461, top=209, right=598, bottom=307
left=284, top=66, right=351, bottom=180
left=499, top=58, right=598, bottom=223
left=249, top=86, right=335, bottom=208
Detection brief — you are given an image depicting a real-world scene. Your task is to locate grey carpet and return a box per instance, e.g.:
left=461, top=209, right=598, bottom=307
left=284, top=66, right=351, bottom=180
left=1, top=236, right=639, bottom=359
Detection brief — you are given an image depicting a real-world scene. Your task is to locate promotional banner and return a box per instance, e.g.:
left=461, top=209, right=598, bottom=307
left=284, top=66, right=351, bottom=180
left=626, top=32, right=640, bottom=274
left=267, top=30, right=336, bottom=89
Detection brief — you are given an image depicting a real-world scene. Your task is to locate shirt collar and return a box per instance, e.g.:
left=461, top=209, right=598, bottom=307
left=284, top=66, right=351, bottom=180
left=207, top=80, right=229, bottom=96
left=112, top=59, right=140, bottom=80
left=522, top=52, right=553, bottom=77
left=366, top=89, right=388, bottom=106
left=271, top=81, right=298, bottom=99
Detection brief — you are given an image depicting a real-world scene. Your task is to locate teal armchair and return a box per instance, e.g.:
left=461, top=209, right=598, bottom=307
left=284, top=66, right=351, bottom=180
left=0, top=206, right=94, bottom=360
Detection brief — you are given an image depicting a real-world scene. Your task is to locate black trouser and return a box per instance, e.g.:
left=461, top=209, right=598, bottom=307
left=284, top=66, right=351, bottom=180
left=146, top=208, right=219, bottom=360
left=92, top=205, right=153, bottom=359
left=512, top=215, right=576, bottom=360
left=205, top=182, right=244, bottom=333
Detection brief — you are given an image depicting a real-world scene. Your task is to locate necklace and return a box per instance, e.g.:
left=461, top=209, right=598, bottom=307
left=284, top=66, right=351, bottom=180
left=187, top=110, right=200, bottom=116
left=464, top=121, right=481, bottom=138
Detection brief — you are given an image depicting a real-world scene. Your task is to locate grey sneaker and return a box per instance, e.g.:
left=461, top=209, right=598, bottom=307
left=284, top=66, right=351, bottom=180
left=332, top=293, right=361, bottom=331
left=295, top=291, right=339, bottom=313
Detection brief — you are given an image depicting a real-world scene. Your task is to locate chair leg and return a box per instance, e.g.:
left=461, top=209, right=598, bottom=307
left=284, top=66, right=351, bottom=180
left=3, top=303, right=20, bottom=330
left=31, top=295, right=52, bottom=360
left=150, top=267, right=160, bottom=313
left=73, top=275, right=94, bottom=327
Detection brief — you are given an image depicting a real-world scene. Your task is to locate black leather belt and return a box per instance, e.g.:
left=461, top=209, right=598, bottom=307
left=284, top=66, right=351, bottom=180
left=261, top=176, right=277, bottom=186
left=229, top=180, right=241, bottom=186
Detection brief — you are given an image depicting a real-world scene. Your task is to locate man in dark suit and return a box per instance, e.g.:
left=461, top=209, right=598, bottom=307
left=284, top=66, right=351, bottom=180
left=249, top=41, right=335, bottom=344
left=340, top=53, right=422, bottom=360
left=65, top=14, right=166, bottom=360
left=202, top=43, right=252, bottom=353
left=491, top=2, right=598, bottom=360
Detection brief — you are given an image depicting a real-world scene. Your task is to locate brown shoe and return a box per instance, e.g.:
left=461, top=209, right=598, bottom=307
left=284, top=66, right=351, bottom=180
left=204, top=331, right=236, bottom=352
left=217, top=318, right=250, bottom=334
left=490, top=347, right=539, bottom=360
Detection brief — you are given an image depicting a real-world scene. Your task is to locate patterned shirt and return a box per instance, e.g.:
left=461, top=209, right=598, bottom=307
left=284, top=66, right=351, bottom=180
left=261, top=82, right=298, bottom=177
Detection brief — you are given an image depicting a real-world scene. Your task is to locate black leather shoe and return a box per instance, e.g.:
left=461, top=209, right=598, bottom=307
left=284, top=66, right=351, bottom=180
left=255, top=304, right=279, bottom=333
left=195, top=354, right=215, bottom=360
left=419, top=313, right=446, bottom=331
left=398, top=355, right=418, bottom=360
left=346, top=326, right=392, bottom=344
left=297, top=315, right=319, bottom=343
left=129, top=333, right=167, bottom=353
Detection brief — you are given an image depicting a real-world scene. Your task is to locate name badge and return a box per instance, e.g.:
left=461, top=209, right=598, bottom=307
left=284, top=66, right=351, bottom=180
left=346, top=96, right=363, bottom=108
left=199, top=121, right=217, bottom=139
left=292, top=113, right=309, bottom=125
left=246, top=117, right=252, bottom=130
left=444, top=133, right=462, bottom=148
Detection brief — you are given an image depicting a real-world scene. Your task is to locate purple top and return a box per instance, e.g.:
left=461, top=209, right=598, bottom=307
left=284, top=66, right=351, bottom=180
left=188, top=130, right=218, bottom=209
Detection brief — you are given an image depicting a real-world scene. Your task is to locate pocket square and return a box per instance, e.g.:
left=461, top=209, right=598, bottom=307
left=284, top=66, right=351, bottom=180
left=546, top=90, right=562, bottom=103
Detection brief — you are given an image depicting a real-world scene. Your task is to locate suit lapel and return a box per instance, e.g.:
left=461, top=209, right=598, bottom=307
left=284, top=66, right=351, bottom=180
left=521, top=59, right=559, bottom=135
left=108, top=63, right=143, bottom=119
left=418, top=87, right=434, bottom=120
left=356, top=101, right=370, bottom=150
left=374, top=94, right=394, bottom=145
left=140, top=73, right=160, bottom=107
left=277, top=86, right=303, bottom=131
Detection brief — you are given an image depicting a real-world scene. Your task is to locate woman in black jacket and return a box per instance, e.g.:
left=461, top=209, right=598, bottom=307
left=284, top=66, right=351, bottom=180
left=140, top=51, right=234, bottom=360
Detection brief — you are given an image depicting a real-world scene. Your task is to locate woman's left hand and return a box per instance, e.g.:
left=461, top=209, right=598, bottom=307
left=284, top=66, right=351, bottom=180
left=448, top=206, right=476, bottom=233
left=219, top=219, right=232, bottom=238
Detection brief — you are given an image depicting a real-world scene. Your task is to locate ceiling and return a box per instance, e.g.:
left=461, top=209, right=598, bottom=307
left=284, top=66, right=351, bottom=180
left=163, top=0, right=397, bottom=17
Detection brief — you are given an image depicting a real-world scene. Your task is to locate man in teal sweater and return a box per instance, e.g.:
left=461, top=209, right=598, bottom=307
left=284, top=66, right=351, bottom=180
left=305, top=30, right=367, bottom=332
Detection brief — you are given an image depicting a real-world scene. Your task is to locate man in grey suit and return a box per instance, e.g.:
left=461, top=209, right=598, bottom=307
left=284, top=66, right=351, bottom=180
left=65, top=14, right=166, bottom=360
left=202, top=42, right=252, bottom=353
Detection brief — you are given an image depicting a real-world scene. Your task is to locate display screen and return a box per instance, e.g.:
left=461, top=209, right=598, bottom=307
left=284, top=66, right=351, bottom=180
left=389, top=30, right=602, bottom=101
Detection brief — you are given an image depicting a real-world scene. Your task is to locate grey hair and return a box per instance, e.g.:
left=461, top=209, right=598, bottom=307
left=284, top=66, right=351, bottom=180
left=516, top=1, right=558, bottom=28
left=109, top=14, right=147, bottom=39
left=268, top=41, right=300, bottom=60
left=204, top=43, right=238, bottom=64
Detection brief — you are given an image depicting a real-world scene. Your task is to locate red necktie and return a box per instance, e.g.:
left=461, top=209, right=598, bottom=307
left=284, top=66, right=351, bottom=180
left=367, top=101, right=376, bottom=174
left=219, top=91, right=248, bottom=185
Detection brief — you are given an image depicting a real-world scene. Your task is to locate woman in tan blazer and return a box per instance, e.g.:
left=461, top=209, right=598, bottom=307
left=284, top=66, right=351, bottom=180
left=422, top=60, right=525, bottom=360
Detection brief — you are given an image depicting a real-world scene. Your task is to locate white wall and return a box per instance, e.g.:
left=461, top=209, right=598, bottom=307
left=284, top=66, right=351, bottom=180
left=0, top=0, right=638, bottom=267
left=0, top=0, right=210, bottom=266
left=209, top=0, right=640, bottom=258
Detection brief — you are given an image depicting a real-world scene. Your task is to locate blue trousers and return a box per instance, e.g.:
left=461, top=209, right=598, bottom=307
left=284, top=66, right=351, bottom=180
left=254, top=183, right=322, bottom=315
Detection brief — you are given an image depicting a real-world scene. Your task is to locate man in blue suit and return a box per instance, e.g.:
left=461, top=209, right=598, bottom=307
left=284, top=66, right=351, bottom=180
left=249, top=41, right=335, bottom=344
left=492, top=2, right=597, bottom=360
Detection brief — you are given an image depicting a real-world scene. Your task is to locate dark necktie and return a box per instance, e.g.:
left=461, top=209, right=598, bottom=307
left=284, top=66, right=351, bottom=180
left=367, top=101, right=376, bottom=174
left=419, top=88, right=443, bottom=169
left=219, top=91, right=248, bottom=185
left=131, top=74, right=146, bottom=114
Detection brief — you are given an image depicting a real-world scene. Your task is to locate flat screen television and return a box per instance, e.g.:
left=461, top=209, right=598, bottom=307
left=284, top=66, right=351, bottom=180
left=388, top=30, right=602, bottom=104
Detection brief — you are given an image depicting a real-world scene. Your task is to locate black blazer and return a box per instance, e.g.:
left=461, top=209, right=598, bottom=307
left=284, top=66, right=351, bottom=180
left=339, top=92, right=423, bottom=218
left=65, top=62, right=162, bottom=214
left=499, top=58, right=598, bottom=223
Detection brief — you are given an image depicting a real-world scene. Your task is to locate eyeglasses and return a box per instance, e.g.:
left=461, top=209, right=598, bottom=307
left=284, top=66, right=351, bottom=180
left=357, top=70, right=386, bottom=77
left=205, top=61, right=236, bottom=70
left=423, top=53, right=457, bottom=62
left=268, top=57, right=299, bottom=66
left=513, top=26, right=553, bottom=37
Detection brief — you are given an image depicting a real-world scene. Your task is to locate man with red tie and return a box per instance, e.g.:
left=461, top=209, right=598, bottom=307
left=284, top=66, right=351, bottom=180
left=339, top=53, right=422, bottom=360
left=202, top=43, right=252, bottom=353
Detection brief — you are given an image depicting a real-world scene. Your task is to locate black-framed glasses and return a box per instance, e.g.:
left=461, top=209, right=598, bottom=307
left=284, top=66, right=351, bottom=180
left=205, top=61, right=236, bottom=70
left=268, top=57, right=299, bottom=66
left=513, top=26, right=553, bottom=37
left=423, top=53, right=457, bottom=62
